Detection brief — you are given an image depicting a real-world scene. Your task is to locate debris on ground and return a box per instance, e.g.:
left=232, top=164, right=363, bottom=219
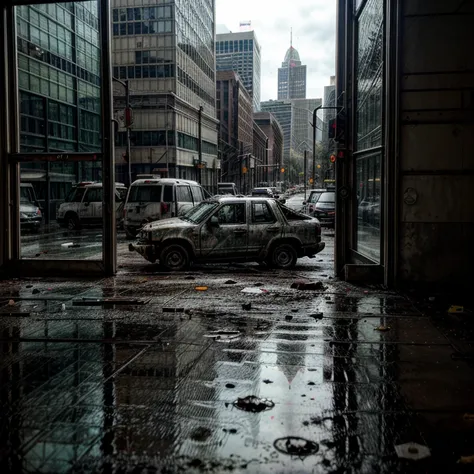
left=184, top=276, right=195, bottom=280
left=273, top=437, right=319, bottom=457
left=233, top=395, right=275, bottom=412
left=263, top=379, right=273, bottom=384
left=310, top=312, right=323, bottom=320
left=394, top=443, right=431, bottom=461
left=204, top=330, right=240, bottom=342
left=448, top=305, right=465, bottom=314
left=225, top=383, right=235, bottom=389
left=290, top=281, right=326, bottom=291
left=195, top=286, right=208, bottom=291
left=254, top=282, right=263, bottom=287
left=241, top=287, right=269, bottom=294
left=190, top=427, right=212, bottom=442
left=457, top=455, right=474, bottom=464
left=225, top=280, right=237, bottom=285
left=8, top=299, right=15, bottom=306
left=285, top=315, right=293, bottom=321
left=32, top=289, right=40, bottom=294
left=242, top=303, right=252, bottom=311
left=374, top=325, right=391, bottom=332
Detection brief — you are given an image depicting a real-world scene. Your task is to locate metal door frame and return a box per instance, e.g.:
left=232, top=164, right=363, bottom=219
left=0, top=0, right=116, bottom=276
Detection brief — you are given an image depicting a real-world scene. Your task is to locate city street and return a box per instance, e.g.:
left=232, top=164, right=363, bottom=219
left=2, top=229, right=474, bottom=473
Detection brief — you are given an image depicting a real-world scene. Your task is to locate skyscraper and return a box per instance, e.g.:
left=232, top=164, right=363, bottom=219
left=216, top=31, right=261, bottom=111
left=278, top=36, right=307, bottom=99
left=112, top=0, right=218, bottom=187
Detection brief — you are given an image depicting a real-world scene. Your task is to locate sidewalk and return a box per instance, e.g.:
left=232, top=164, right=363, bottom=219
left=0, top=239, right=473, bottom=473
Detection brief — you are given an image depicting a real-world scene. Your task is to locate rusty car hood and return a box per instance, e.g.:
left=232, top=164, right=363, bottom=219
left=141, top=217, right=195, bottom=232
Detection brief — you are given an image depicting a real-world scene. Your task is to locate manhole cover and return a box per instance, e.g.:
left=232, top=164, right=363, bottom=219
left=274, top=437, right=319, bottom=457
left=233, top=396, right=275, bottom=412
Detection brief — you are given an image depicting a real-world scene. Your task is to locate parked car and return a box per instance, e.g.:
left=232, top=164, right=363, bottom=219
left=303, top=189, right=326, bottom=214
left=123, top=178, right=206, bottom=239
left=56, top=182, right=127, bottom=230
left=217, top=182, right=239, bottom=195
left=312, top=191, right=336, bottom=227
left=129, top=196, right=325, bottom=270
left=251, top=187, right=274, bottom=198
left=20, top=183, right=43, bottom=232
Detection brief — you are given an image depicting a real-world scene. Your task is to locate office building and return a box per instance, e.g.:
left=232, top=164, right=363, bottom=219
left=253, top=112, right=283, bottom=186
left=112, top=0, right=219, bottom=189
left=277, top=44, right=307, bottom=100
left=216, top=70, right=253, bottom=187
left=216, top=31, right=261, bottom=111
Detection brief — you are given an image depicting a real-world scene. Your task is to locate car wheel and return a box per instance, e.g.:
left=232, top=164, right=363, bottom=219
left=160, top=243, right=190, bottom=271
left=125, top=227, right=136, bottom=240
left=66, top=213, right=80, bottom=230
left=268, top=243, right=297, bottom=269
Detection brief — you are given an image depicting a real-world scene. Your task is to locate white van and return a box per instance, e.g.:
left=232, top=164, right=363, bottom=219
left=57, top=182, right=127, bottom=230
left=123, top=178, right=206, bottom=238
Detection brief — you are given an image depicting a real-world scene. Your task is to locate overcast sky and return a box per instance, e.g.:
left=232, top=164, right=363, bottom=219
left=215, top=0, right=336, bottom=102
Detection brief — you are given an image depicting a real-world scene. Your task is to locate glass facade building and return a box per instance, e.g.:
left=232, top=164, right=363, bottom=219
left=112, top=0, right=218, bottom=189
left=216, top=31, right=261, bottom=112
left=277, top=46, right=306, bottom=100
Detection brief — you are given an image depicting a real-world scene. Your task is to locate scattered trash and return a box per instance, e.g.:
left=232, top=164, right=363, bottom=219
left=225, top=383, right=235, bottom=389
left=223, top=428, right=237, bottom=434
left=285, top=315, right=293, bottom=321
left=190, top=427, right=212, bottom=442
left=374, top=325, right=391, bottom=332
left=448, top=305, right=464, bottom=314
left=457, top=455, right=474, bottom=464
left=254, top=282, right=264, bottom=287
left=185, top=276, right=195, bottom=280
left=204, top=330, right=240, bottom=342
left=195, top=286, right=208, bottom=291
left=291, top=281, right=325, bottom=291
left=307, top=382, right=315, bottom=386
left=263, top=379, right=273, bottom=384
left=26, top=285, right=33, bottom=289
left=394, top=443, right=431, bottom=461
left=291, top=308, right=298, bottom=313
left=8, top=299, right=15, bottom=306
left=241, top=287, right=269, bottom=294
left=61, top=303, right=66, bottom=311
left=363, top=290, right=369, bottom=295
left=32, top=289, right=40, bottom=294
left=233, top=395, right=274, bottom=412
left=273, top=437, right=319, bottom=457
left=225, top=280, right=237, bottom=285
left=242, top=303, right=252, bottom=311
left=163, top=307, right=185, bottom=313
left=309, top=312, right=323, bottom=320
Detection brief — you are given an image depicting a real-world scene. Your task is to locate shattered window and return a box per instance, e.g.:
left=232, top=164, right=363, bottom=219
left=278, top=203, right=311, bottom=221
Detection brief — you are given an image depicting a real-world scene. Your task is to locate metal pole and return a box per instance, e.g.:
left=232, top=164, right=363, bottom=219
left=312, top=106, right=321, bottom=187
left=125, top=80, right=131, bottom=186
left=198, top=105, right=203, bottom=184
left=303, top=149, right=307, bottom=200
left=165, top=95, right=169, bottom=178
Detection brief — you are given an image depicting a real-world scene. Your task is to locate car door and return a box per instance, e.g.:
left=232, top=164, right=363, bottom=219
left=88, top=187, right=103, bottom=224
left=79, top=188, right=94, bottom=223
left=199, top=202, right=248, bottom=259
left=247, top=201, right=282, bottom=255
left=176, top=185, right=194, bottom=215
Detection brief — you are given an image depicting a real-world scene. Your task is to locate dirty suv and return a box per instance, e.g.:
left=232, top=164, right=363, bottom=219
left=129, top=196, right=325, bottom=270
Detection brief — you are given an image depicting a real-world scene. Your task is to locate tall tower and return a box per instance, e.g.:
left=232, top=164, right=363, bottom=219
left=277, top=30, right=307, bottom=100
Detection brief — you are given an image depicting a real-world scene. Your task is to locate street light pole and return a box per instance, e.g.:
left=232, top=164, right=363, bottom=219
left=312, top=105, right=321, bottom=187
left=125, top=80, right=131, bottom=186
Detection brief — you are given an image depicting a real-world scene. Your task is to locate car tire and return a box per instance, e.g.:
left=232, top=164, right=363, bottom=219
left=66, top=213, right=80, bottom=230
left=268, top=243, right=297, bottom=269
left=160, top=243, right=190, bottom=271
left=125, top=227, right=137, bottom=240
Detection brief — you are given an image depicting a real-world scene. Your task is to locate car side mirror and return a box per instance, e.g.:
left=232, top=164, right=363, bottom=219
left=210, top=216, right=219, bottom=227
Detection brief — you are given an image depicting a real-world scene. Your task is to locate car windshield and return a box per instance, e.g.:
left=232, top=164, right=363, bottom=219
left=318, top=192, right=335, bottom=203
left=20, top=186, right=34, bottom=204
left=181, top=201, right=218, bottom=224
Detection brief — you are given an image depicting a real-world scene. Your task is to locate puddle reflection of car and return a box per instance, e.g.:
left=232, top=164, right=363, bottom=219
left=20, top=183, right=43, bottom=232
left=312, top=191, right=336, bottom=227
left=129, top=196, right=325, bottom=270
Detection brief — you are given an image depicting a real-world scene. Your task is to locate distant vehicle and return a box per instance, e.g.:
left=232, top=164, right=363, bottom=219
left=251, top=187, right=274, bottom=198
left=123, top=178, right=206, bottom=239
left=303, top=189, right=326, bottom=214
left=217, top=182, right=238, bottom=195
left=20, top=183, right=42, bottom=232
left=129, top=196, right=325, bottom=270
left=56, top=182, right=127, bottom=230
left=312, top=191, right=336, bottom=227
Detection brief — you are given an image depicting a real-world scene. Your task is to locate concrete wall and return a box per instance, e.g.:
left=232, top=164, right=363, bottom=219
left=398, top=0, right=474, bottom=287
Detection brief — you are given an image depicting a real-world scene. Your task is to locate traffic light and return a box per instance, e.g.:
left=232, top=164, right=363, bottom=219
left=328, top=118, right=336, bottom=139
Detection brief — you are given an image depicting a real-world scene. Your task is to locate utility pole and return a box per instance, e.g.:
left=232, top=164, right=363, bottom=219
left=198, top=105, right=203, bottom=184
left=312, top=105, right=321, bottom=187
left=125, top=80, right=131, bottom=186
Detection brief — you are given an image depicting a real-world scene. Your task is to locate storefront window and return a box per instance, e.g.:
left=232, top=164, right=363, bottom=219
left=355, top=0, right=383, bottom=262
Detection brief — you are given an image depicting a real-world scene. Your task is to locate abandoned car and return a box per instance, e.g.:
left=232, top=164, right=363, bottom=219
left=129, top=197, right=325, bottom=270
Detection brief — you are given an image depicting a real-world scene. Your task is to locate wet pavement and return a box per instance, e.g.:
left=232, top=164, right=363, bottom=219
left=1, top=231, right=474, bottom=473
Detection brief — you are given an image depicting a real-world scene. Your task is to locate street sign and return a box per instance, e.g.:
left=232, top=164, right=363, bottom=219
left=242, top=166, right=248, bottom=174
